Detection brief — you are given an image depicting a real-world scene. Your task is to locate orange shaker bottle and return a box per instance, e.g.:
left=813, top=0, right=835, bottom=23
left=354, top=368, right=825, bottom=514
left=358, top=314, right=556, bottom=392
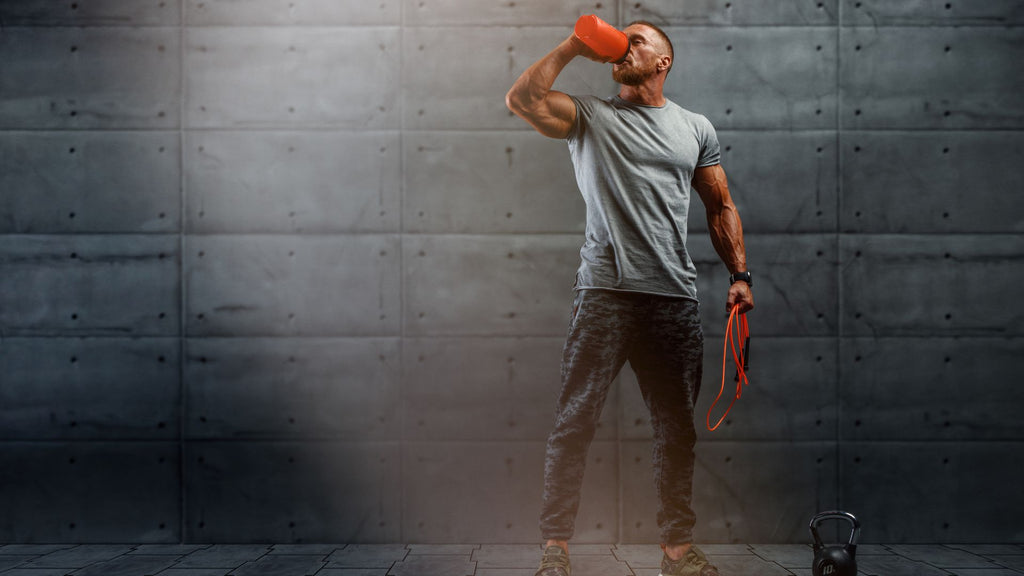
left=573, top=15, right=630, bottom=64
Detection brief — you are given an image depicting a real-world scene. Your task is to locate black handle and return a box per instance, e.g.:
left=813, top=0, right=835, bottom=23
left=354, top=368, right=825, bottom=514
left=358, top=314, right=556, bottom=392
left=809, top=510, right=860, bottom=547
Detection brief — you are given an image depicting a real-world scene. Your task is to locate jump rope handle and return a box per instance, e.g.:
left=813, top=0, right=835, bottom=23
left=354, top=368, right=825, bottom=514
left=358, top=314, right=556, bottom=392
left=707, top=304, right=750, bottom=432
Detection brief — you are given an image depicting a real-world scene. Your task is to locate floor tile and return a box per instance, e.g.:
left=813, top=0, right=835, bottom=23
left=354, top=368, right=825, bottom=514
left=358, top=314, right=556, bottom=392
left=611, top=544, right=662, bottom=567
left=0, top=556, right=35, bottom=571
left=568, top=554, right=634, bottom=576
left=472, top=545, right=542, bottom=569
left=856, top=555, right=954, bottom=576
left=174, top=545, right=272, bottom=569
left=387, top=555, right=476, bottom=576
left=0, top=545, right=75, bottom=556
left=947, top=545, right=1024, bottom=556
left=269, top=544, right=343, bottom=556
left=711, top=554, right=794, bottom=576
left=857, top=545, right=897, bottom=555
left=19, top=545, right=135, bottom=568
left=130, top=544, right=211, bottom=556
left=229, top=555, right=325, bottom=575
left=950, top=565, right=1024, bottom=569
left=152, top=565, right=231, bottom=569
left=750, top=544, right=813, bottom=567
left=324, top=545, right=408, bottom=569
left=72, top=554, right=178, bottom=576
left=406, top=544, right=478, bottom=555
left=885, top=544, right=996, bottom=568
left=567, top=544, right=616, bottom=555
left=991, top=556, right=1024, bottom=571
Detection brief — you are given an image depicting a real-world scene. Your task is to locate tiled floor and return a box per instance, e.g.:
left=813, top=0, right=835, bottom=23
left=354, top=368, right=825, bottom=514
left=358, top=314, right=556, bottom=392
left=0, top=543, right=1022, bottom=575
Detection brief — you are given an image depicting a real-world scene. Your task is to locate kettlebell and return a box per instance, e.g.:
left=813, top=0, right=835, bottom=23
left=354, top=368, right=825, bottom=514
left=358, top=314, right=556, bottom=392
left=809, top=510, right=860, bottom=576
left=573, top=15, right=630, bottom=64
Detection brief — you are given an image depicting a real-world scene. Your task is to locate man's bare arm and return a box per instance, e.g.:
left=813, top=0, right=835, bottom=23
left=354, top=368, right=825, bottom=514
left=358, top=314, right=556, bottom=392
left=505, top=35, right=598, bottom=139
left=693, top=164, right=754, bottom=313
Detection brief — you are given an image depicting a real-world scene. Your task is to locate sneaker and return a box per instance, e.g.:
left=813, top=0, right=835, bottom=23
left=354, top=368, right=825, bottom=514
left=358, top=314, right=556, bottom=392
left=536, top=545, right=571, bottom=576
left=659, top=545, right=720, bottom=576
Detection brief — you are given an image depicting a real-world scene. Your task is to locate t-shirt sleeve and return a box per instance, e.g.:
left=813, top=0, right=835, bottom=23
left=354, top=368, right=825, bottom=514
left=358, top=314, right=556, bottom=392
left=696, top=114, right=721, bottom=168
left=566, top=94, right=596, bottom=142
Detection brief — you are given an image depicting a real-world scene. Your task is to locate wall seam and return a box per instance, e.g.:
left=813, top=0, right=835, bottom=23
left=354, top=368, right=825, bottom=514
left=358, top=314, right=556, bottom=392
left=177, top=0, right=188, bottom=545
left=398, top=0, right=407, bottom=544
left=834, top=0, right=844, bottom=516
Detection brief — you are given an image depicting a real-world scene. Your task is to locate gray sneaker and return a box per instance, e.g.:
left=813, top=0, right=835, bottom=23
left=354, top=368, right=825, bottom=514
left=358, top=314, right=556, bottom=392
left=659, top=545, right=720, bottom=576
left=536, top=545, right=570, bottom=576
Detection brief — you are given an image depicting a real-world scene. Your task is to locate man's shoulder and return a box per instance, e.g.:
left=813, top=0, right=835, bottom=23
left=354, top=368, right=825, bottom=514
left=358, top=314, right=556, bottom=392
left=664, top=99, right=713, bottom=125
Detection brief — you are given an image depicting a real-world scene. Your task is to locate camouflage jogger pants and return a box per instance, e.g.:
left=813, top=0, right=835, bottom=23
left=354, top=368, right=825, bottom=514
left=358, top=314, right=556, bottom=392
left=539, top=289, right=704, bottom=545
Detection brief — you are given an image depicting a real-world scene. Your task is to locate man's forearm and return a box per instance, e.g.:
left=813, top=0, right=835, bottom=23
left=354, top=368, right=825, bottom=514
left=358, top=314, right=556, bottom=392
left=707, top=205, right=747, bottom=274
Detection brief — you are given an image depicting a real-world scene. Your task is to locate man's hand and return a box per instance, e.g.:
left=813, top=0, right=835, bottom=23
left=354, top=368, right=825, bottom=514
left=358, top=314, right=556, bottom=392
left=726, top=281, right=754, bottom=314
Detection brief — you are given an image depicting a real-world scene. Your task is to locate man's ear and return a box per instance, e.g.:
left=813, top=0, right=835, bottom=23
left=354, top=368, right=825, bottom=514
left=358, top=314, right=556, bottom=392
left=658, top=55, right=672, bottom=72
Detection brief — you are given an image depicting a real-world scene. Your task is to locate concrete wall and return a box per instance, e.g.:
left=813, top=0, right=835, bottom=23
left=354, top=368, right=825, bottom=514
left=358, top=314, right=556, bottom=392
left=0, top=0, right=1021, bottom=544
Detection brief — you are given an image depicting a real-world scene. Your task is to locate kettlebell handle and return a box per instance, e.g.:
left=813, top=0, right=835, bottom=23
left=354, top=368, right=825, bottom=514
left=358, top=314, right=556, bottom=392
left=809, top=510, right=860, bottom=548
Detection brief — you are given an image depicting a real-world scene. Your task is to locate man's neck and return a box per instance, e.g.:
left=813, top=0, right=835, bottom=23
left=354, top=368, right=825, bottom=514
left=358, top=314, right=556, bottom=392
left=618, top=81, right=666, bottom=107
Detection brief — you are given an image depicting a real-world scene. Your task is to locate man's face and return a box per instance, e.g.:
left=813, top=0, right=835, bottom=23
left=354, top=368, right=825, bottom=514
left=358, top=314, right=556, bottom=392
left=612, top=25, right=669, bottom=86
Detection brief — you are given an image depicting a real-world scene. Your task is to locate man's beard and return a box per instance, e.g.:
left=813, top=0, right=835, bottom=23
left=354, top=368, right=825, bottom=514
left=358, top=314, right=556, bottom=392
left=612, top=58, right=658, bottom=86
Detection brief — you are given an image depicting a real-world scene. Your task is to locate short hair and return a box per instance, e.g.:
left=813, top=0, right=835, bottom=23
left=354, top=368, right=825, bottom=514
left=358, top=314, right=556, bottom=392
left=627, top=20, right=674, bottom=73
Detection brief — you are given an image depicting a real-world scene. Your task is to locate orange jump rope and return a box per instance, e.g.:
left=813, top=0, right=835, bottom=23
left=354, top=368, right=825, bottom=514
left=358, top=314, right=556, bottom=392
left=706, top=304, right=750, bottom=431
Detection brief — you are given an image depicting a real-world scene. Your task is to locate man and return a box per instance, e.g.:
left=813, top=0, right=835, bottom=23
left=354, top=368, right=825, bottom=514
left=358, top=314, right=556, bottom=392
left=505, top=19, right=754, bottom=576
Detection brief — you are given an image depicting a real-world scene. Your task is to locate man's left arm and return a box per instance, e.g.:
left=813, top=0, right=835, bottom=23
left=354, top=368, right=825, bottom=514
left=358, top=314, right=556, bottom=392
left=692, top=164, right=754, bottom=313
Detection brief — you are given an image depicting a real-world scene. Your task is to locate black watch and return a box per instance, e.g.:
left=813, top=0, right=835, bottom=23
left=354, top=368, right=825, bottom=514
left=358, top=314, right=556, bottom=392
left=729, top=271, right=752, bottom=287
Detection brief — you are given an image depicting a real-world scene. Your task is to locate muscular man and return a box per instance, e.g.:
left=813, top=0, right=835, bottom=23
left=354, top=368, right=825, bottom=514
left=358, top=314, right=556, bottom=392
left=505, top=20, right=754, bottom=576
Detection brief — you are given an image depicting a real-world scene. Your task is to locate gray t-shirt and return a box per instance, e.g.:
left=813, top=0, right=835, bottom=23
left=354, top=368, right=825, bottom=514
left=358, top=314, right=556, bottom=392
left=566, top=94, right=721, bottom=300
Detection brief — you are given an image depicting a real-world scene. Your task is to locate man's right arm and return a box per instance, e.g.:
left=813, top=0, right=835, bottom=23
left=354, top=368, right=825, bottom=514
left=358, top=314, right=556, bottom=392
left=505, top=35, right=594, bottom=139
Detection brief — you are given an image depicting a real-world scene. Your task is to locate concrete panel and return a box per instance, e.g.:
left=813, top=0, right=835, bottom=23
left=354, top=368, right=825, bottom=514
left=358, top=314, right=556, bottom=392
left=403, top=234, right=581, bottom=337
left=0, top=235, right=180, bottom=336
left=186, top=234, right=400, bottom=337
left=404, top=0, right=615, bottom=26
left=841, top=131, right=1024, bottom=234
left=404, top=27, right=617, bottom=131
left=186, top=27, right=399, bottom=129
left=664, top=27, right=837, bottom=130
left=403, top=337, right=619, bottom=441
left=619, top=337, right=837, bottom=442
left=840, top=235, right=1024, bottom=336
left=184, top=441, right=401, bottom=542
left=0, top=442, right=179, bottom=543
left=841, top=0, right=1024, bottom=26
left=185, top=131, right=400, bottom=233
left=0, top=1, right=180, bottom=26
left=689, top=131, right=838, bottom=234
left=840, top=337, right=1024, bottom=441
left=0, top=337, right=179, bottom=440
left=406, top=234, right=837, bottom=338
left=186, top=0, right=400, bottom=25
left=840, top=27, right=1024, bottom=129
left=842, top=442, right=1024, bottom=542
left=0, top=28, right=180, bottom=129
left=0, top=131, right=179, bottom=233
left=627, top=0, right=838, bottom=25
left=403, top=441, right=618, bottom=543
left=404, top=131, right=584, bottom=234
left=185, top=337, right=401, bottom=440
left=620, top=441, right=838, bottom=543
left=690, top=234, right=839, bottom=337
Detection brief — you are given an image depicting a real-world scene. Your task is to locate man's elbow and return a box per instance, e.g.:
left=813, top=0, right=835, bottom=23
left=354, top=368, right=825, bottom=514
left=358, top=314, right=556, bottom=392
left=505, top=89, right=521, bottom=114
left=505, top=88, right=530, bottom=117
